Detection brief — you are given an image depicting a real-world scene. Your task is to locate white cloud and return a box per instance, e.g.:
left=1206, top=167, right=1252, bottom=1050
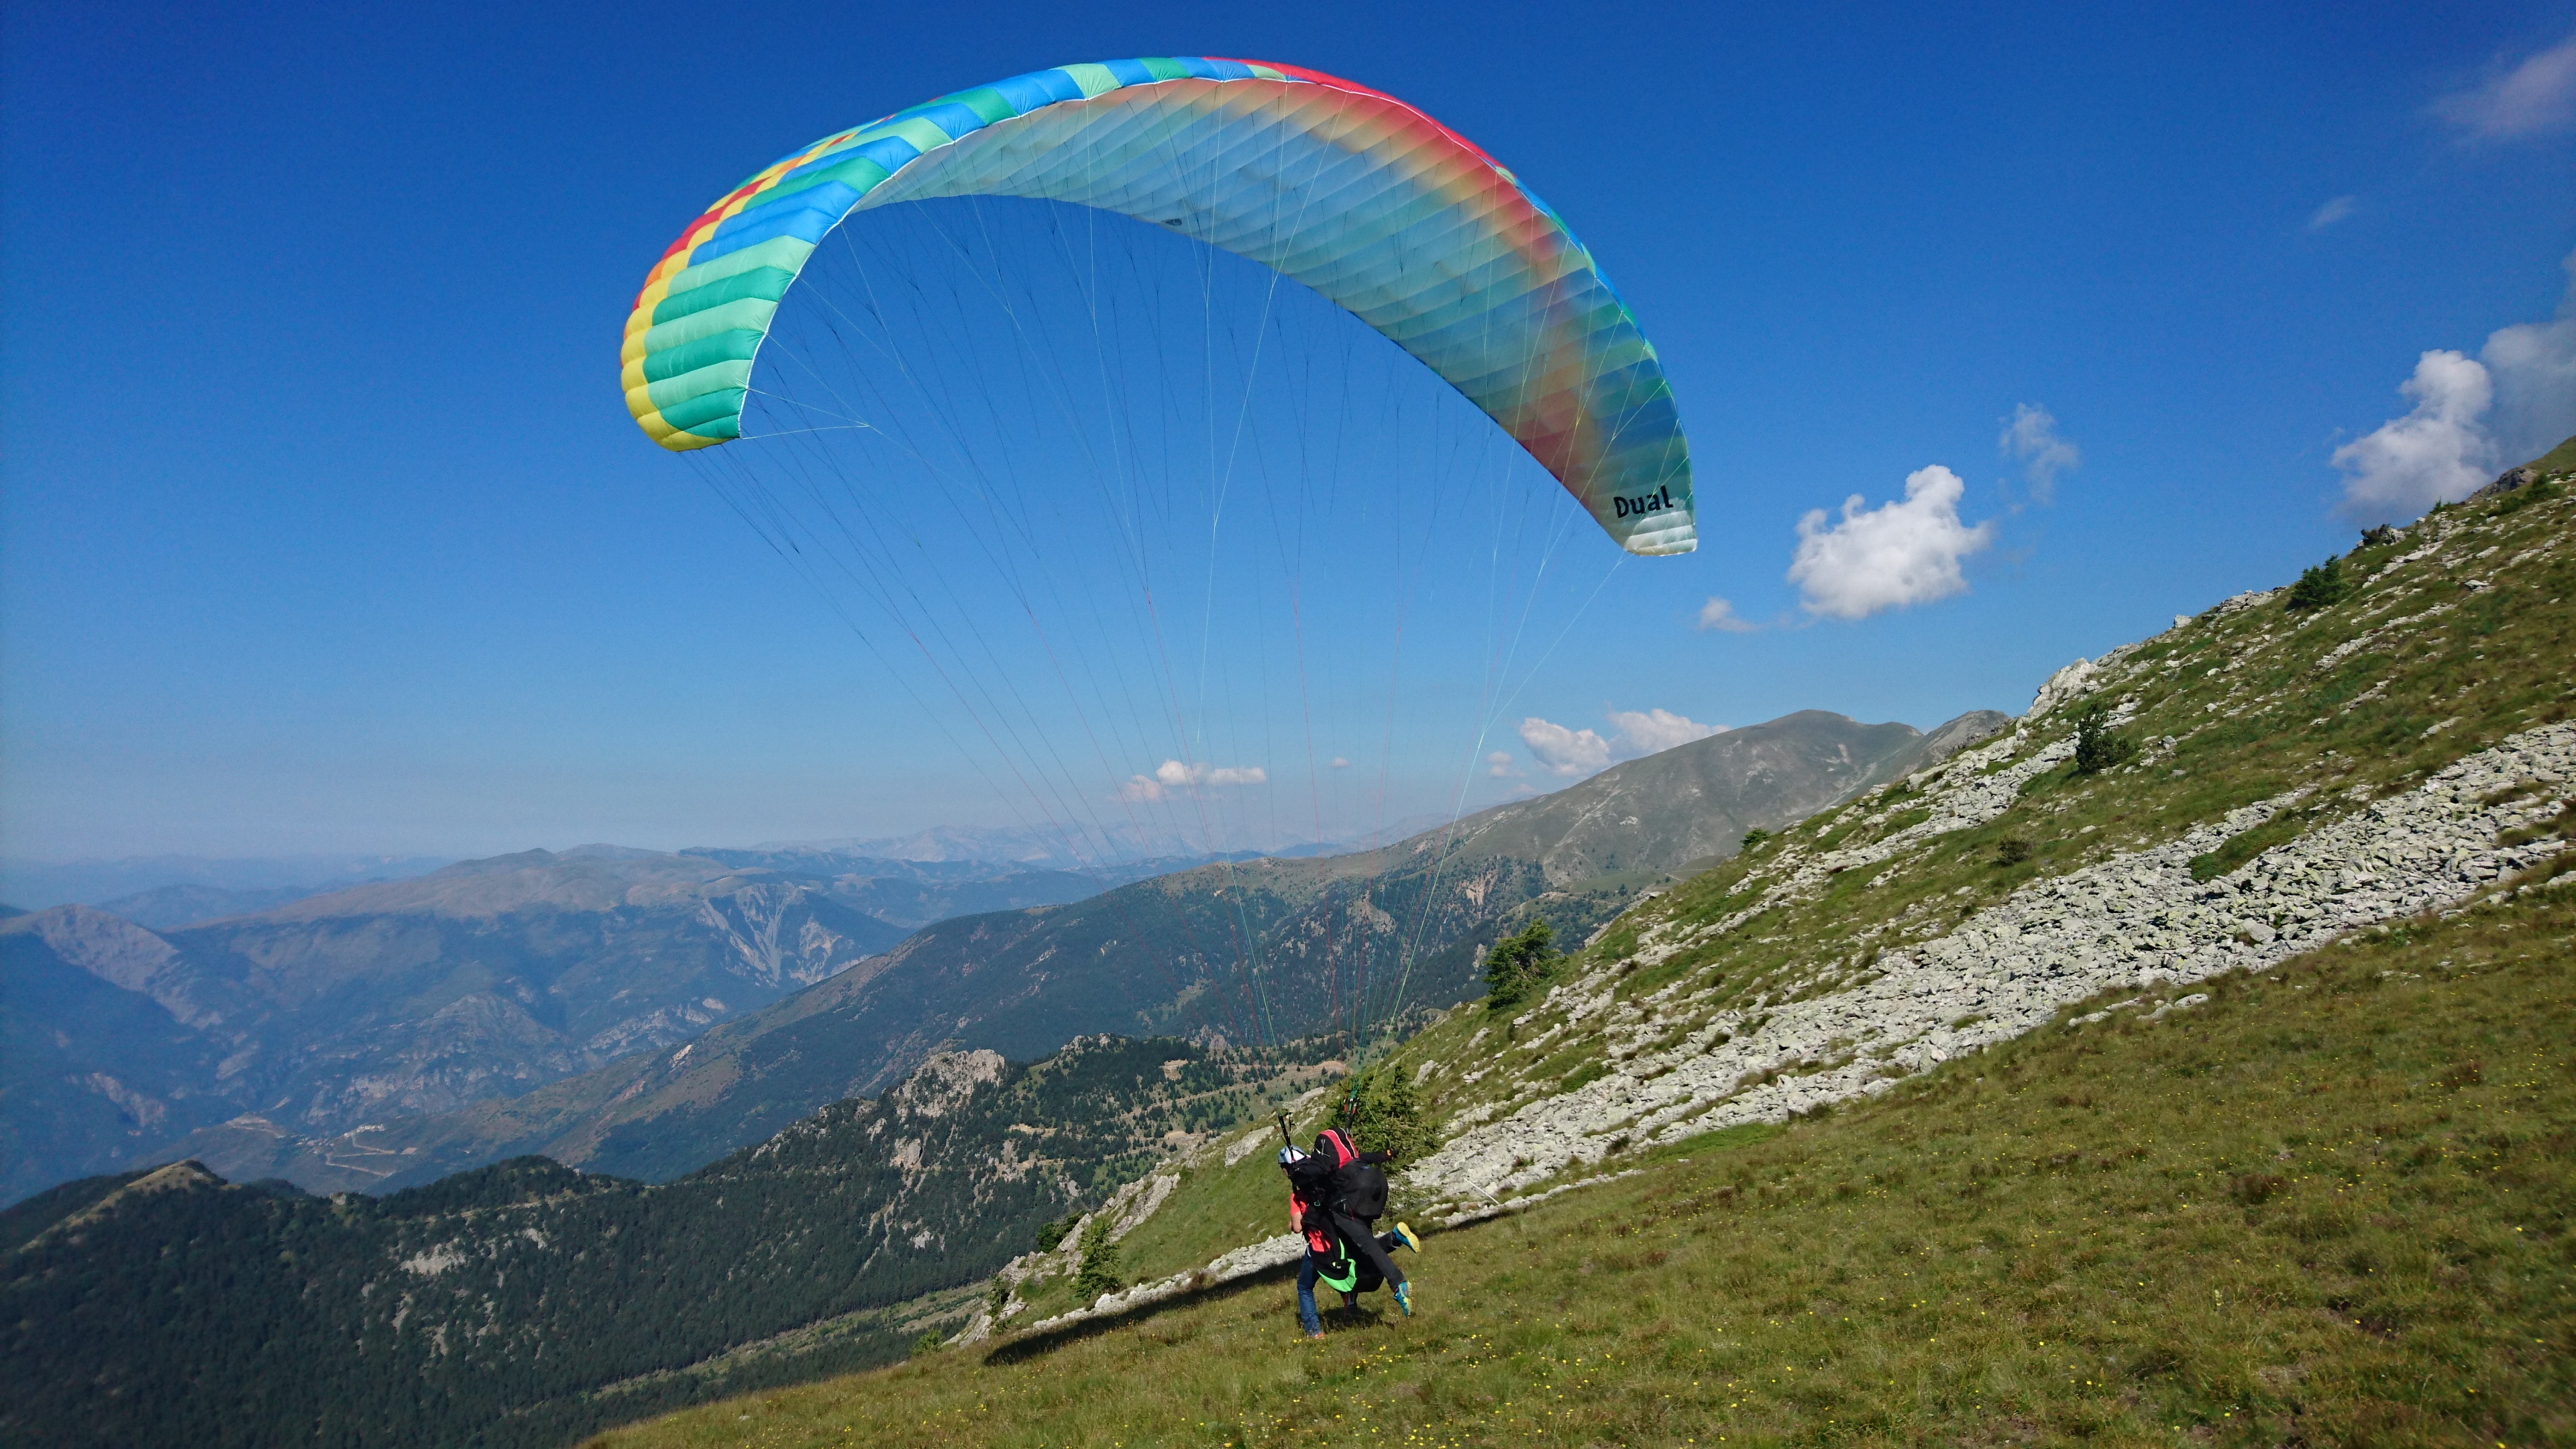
left=1118, top=760, right=1267, bottom=800
left=2481, top=249, right=2576, bottom=464
left=1695, top=596, right=1758, bottom=633
left=2332, top=350, right=2497, bottom=519
left=1605, top=708, right=1723, bottom=756
left=1787, top=464, right=1995, bottom=620
left=1517, top=718, right=1611, bottom=777
left=1328, top=756, right=1350, bottom=769
left=2434, top=34, right=2576, bottom=138
left=2306, top=195, right=2359, bottom=231
left=1998, top=403, right=2080, bottom=502
left=1513, top=708, right=1725, bottom=779
left=2333, top=248, right=2576, bottom=521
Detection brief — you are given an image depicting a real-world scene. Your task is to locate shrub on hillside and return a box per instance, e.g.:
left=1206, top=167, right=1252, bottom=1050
left=1482, top=916, right=1564, bottom=1010
left=2490, top=478, right=2560, bottom=517
left=2286, top=555, right=2349, bottom=611
left=1340, top=1062, right=1439, bottom=1165
left=1073, top=1216, right=1123, bottom=1298
left=2071, top=700, right=2139, bottom=775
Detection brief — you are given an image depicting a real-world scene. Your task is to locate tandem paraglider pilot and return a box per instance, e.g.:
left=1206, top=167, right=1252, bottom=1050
left=1279, top=1124, right=1422, bottom=1338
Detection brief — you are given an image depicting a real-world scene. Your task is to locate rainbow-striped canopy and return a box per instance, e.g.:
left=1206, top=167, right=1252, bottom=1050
left=621, top=58, right=1696, bottom=555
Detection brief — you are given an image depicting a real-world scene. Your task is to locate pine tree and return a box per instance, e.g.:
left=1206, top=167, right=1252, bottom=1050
left=1482, top=916, right=1563, bottom=1009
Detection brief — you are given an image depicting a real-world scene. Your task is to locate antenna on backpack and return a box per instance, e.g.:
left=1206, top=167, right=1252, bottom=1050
left=1275, top=1111, right=1294, bottom=1152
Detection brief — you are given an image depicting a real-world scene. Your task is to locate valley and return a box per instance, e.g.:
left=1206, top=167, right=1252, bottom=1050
left=0, top=847, right=1129, bottom=1201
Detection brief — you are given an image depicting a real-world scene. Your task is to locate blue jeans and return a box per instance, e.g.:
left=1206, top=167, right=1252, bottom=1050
left=1296, top=1250, right=1332, bottom=1335
left=1297, top=1225, right=1404, bottom=1335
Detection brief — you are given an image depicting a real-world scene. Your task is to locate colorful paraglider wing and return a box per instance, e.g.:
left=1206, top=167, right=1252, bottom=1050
left=621, top=58, right=1696, bottom=555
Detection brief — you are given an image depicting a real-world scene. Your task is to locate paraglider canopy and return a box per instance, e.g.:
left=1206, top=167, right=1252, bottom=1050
left=621, top=56, right=1697, bottom=555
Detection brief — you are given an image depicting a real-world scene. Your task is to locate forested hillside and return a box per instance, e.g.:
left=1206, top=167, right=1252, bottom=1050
left=0, top=1036, right=1313, bottom=1448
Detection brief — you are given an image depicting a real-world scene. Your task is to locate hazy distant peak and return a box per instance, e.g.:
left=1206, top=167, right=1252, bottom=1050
left=0, top=903, right=180, bottom=994
left=557, top=844, right=671, bottom=862
left=261, top=847, right=741, bottom=921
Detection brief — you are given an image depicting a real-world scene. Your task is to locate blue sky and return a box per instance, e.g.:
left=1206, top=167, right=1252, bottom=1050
left=3, top=0, right=2570, bottom=864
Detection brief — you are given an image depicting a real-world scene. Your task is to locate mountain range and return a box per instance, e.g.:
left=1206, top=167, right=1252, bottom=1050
left=146, top=707, right=2001, bottom=1194
left=0, top=852, right=450, bottom=916
left=0, top=847, right=1141, bottom=1203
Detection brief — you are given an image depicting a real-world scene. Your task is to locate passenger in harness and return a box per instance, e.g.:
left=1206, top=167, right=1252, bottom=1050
left=1279, top=1125, right=1422, bottom=1338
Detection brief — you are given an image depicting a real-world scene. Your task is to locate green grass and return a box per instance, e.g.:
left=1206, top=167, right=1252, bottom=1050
left=591, top=874, right=2576, bottom=1449
left=1116, top=1142, right=1299, bottom=1288
left=2188, top=810, right=2311, bottom=882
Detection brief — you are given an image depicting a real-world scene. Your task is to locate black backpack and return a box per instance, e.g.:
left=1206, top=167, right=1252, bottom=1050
left=1314, top=1128, right=1390, bottom=1222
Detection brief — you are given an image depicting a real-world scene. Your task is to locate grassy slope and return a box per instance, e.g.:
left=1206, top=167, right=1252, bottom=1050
left=592, top=871, right=2573, bottom=1448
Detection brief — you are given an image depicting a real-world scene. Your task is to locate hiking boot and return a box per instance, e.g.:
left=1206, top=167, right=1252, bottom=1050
left=1393, top=1222, right=1422, bottom=1254
left=1393, top=1282, right=1413, bottom=1317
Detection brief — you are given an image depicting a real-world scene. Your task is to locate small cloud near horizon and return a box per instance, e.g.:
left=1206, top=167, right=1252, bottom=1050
left=1695, top=596, right=1758, bottom=633
left=2333, top=246, right=2576, bottom=521
left=1787, top=465, right=1995, bottom=620
left=1118, top=759, right=1267, bottom=801
left=1485, top=750, right=1516, bottom=778
left=1998, top=403, right=2080, bottom=504
left=2432, top=33, right=2576, bottom=139
left=1328, top=756, right=1350, bottom=769
left=2306, top=195, right=2359, bottom=231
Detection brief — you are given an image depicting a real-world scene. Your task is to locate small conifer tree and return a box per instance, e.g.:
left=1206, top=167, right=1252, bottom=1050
left=1034, top=1213, right=1075, bottom=1253
left=2286, top=555, right=2348, bottom=611
left=1074, top=1215, right=1124, bottom=1297
left=1481, top=916, right=1562, bottom=1009
left=2072, top=700, right=2139, bottom=775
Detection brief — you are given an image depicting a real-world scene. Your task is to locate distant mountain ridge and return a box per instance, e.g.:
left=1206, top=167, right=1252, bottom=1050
left=193, top=708, right=2002, bottom=1193
left=0, top=842, right=1305, bottom=1205
left=2, top=849, right=906, bottom=1203
left=0, top=851, right=449, bottom=914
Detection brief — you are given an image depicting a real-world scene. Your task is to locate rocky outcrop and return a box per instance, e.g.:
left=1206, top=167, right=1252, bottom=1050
left=1407, top=721, right=2572, bottom=1201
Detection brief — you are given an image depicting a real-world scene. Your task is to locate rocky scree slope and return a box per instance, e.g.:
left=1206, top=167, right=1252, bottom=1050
left=1395, top=458, right=2576, bottom=1205
left=966, top=450, right=2576, bottom=1336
